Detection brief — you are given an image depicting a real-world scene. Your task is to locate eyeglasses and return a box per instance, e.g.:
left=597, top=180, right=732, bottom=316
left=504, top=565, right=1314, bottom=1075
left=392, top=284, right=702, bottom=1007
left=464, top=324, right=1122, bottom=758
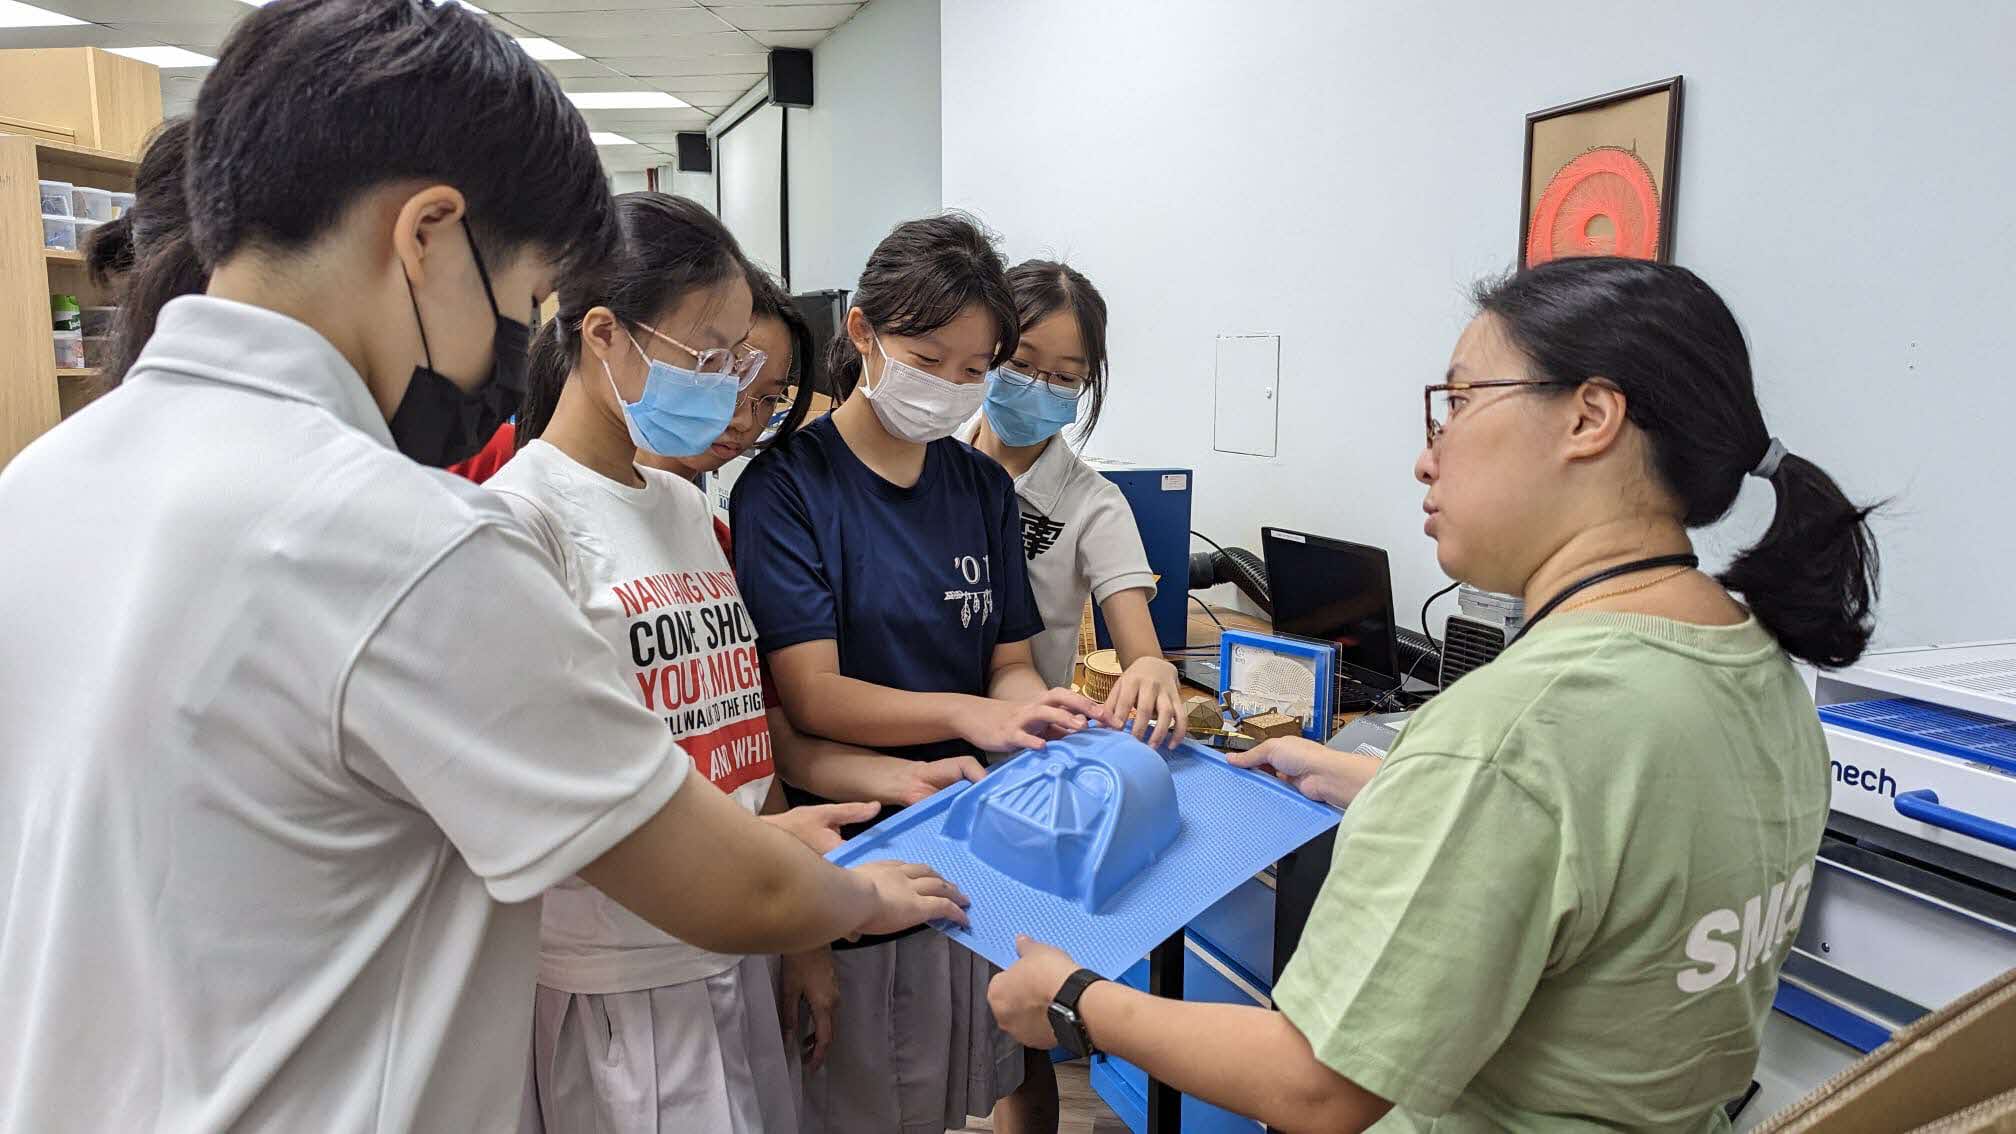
left=996, top=363, right=1089, bottom=401
left=641, top=325, right=768, bottom=390
left=738, top=389, right=792, bottom=416
left=1422, top=379, right=1564, bottom=447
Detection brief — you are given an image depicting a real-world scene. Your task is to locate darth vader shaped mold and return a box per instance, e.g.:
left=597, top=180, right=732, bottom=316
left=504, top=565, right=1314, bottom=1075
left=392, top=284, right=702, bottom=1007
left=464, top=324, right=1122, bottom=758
left=942, top=726, right=1180, bottom=912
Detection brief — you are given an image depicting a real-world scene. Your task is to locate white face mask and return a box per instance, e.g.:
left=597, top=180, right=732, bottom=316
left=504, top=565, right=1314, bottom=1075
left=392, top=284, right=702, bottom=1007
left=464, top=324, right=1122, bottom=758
left=860, top=336, right=987, bottom=444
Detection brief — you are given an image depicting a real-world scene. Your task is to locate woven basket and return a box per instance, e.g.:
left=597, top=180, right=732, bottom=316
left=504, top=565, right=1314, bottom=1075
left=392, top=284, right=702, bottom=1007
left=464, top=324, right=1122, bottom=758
left=1081, top=649, right=1122, bottom=704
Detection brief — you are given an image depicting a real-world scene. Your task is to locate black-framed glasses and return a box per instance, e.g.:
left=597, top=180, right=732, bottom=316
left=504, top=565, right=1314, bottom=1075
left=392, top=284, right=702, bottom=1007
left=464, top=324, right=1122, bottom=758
left=997, top=363, right=1089, bottom=401
left=1423, top=379, right=1564, bottom=447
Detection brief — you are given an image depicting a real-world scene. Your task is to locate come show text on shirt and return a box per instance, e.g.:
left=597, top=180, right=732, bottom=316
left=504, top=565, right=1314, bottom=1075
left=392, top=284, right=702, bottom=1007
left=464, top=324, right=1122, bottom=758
left=615, top=568, right=772, bottom=792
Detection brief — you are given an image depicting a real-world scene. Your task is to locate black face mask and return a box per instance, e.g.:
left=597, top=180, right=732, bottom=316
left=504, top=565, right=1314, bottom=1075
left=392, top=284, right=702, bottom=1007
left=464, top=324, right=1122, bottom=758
left=388, top=220, right=533, bottom=466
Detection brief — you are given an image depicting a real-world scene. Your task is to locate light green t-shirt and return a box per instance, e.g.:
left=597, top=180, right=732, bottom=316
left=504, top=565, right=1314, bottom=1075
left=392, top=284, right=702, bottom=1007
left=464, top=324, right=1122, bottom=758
left=1273, top=613, right=1829, bottom=1132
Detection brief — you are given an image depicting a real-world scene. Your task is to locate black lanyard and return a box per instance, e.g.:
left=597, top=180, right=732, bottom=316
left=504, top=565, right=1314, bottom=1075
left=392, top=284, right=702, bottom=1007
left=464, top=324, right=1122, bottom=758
left=1510, top=553, right=1700, bottom=646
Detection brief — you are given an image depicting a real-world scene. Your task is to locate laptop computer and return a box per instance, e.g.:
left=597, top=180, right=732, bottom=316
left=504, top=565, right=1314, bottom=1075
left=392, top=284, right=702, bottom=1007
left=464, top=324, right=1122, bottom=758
left=1261, top=527, right=1434, bottom=708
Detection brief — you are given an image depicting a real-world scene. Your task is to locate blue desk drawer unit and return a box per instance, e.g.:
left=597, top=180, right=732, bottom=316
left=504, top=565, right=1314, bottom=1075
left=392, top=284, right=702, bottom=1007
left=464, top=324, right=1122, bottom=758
left=1088, top=873, right=1276, bottom=1133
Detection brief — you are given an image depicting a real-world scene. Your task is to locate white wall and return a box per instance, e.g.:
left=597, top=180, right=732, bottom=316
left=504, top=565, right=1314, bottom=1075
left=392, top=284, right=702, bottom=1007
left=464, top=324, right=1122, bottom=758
left=941, top=0, right=2016, bottom=648
left=787, top=0, right=942, bottom=292
left=721, top=104, right=788, bottom=278
left=607, top=169, right=651, bottom=194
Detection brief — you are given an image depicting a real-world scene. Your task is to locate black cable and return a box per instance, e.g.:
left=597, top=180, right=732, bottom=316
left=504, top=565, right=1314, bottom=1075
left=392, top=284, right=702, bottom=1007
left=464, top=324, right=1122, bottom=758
left=1188, top=593, right=1227, bottom=631
left=1404, top=582, right=1462, bottom=686
left=1189, top=529, right=1228, bottom=557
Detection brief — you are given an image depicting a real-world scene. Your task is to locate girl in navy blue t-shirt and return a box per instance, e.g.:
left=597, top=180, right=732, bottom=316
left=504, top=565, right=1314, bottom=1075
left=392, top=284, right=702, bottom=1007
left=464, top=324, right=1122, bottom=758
left=733, top=215, right=1107, bottom=1134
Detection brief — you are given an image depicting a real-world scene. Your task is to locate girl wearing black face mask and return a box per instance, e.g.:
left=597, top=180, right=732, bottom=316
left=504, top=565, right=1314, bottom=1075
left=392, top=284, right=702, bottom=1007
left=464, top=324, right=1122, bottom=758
left=0, top=6, right=969, bottom=1130
left=386, top=218, right=535, bottom=466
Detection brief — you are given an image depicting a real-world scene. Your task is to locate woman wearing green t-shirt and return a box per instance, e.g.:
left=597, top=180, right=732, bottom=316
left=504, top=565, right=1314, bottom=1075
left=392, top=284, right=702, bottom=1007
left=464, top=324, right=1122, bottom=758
left=989, top=256, right=1880, bottom=1133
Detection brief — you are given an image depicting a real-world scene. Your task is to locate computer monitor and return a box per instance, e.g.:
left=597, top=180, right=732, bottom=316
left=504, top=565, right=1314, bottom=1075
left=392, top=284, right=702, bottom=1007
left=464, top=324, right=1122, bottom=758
left=1261, top=528, right=1400, bottom=692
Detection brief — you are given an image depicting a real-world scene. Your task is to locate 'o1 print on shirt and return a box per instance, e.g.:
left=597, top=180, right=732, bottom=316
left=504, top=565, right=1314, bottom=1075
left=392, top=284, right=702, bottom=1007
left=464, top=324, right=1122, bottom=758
left=945, top=553, right=997, bottom=629
left=615, top=568, right=773, bottom=792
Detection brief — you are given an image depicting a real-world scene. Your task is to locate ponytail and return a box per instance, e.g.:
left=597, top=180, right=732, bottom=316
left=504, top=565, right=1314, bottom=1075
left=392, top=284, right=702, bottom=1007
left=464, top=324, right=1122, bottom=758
left=826, top=333, right=864, bottom=403
left=84, top=213, right=135, bottom=290
left=99, top=117, right=204, bottom=390
left=1721, top=453, right=1879, bottom=668
left=1474, top=257, right=1880, bottom=668
left=104, top=234, right=206, bottom=388
left=517, top=314, right=575, bottom=447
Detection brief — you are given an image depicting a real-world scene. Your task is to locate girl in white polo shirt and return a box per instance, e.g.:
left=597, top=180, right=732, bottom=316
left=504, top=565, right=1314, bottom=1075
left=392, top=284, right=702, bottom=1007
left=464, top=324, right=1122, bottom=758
left=961, top=261, right=1187, bottom=748
left=490, top=192, right=862, bottom=1134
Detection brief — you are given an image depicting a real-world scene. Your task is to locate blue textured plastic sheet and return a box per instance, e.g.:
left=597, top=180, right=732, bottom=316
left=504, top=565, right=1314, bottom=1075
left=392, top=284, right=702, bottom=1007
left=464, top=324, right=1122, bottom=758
left=826, top=732, right=1343, bottom=979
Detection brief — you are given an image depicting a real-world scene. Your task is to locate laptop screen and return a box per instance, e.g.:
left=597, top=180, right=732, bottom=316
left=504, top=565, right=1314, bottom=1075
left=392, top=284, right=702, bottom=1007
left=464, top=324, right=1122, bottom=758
left=1262, top=528, right=1400, bottom=690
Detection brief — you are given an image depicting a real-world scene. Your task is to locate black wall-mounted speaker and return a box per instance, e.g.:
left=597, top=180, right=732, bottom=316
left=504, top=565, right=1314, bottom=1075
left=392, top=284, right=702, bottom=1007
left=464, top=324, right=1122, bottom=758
left=769, top=48, right=814, bottom=108
left=675, top=132, right=712, bottom=173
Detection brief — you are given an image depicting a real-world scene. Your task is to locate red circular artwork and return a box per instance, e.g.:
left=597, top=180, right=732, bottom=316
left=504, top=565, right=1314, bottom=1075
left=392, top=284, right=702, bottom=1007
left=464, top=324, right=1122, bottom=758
left=1525, top=146, right=1662, bottom=266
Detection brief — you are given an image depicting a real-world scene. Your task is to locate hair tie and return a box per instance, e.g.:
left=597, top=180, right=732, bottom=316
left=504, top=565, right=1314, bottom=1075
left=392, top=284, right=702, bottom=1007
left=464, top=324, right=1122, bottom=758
left=1751, top=437, right=1786, bottom=479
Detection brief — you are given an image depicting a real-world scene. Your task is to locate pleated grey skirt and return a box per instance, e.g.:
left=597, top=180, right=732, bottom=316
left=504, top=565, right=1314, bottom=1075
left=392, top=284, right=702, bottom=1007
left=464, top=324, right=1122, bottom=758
left=798, top=933, right=1023, bottom=1134
left=525, top=954, right=800, bottom=1134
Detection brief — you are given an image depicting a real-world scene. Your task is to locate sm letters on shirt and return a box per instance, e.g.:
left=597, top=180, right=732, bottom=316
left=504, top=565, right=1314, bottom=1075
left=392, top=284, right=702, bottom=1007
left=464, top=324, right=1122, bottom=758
left=1674, top=860, right=1815, bottom=994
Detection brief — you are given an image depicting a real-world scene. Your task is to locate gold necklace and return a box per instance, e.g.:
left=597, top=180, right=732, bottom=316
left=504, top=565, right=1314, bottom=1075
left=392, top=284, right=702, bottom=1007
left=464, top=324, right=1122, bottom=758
left=1556, top=567, right=1694, bottom=615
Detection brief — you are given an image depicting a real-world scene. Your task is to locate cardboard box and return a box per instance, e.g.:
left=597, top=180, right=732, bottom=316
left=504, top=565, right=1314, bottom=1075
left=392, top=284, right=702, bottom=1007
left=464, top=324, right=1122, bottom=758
left=1753, top=967, right=2016, bottom=1133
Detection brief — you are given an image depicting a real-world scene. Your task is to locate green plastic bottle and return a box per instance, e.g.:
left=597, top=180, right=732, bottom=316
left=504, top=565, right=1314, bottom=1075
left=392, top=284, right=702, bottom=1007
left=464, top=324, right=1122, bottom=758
left=51, top=293, right=81, bottom=333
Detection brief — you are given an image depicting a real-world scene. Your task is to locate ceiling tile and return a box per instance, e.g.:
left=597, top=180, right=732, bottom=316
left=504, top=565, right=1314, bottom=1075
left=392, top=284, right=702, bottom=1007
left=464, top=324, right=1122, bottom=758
left=101, top=19, right=240, bottom=41
left=619, top=53, right=769, bottom=77
left=745, top=28, right=825, bottom=48
left=564, top=29, right=759, bottom=58
left=29, top=0, right=243, bottom=21
left=652, top=74, right=762, bottom=93
left=506, top=8, right=727, bottom=37
left=537, top=57, right=623, bottom=78
left=613, top=125, right=706, bottom=143
left=578, top=107, right=712, bottom=130
left=708, top=4, right=856, bottom=32
left=0, top=26, right=113, bottom=48
left=487, top=0, right=700, bottom=11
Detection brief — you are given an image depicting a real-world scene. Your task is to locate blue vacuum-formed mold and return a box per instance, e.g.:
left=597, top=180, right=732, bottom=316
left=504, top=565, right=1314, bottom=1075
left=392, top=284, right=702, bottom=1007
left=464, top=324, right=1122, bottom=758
left=943, top=727, right=1180, bottom=912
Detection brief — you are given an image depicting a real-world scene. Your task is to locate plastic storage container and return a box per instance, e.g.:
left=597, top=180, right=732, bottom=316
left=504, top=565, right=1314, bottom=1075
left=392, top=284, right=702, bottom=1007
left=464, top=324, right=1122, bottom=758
left=83, top=336, right=112, bottom=369
left=81, top=306, right=118, bottom=337
left=73, top=217, right=106, bottom=251
left=39, top=180, right=74, bottom=215
left=111, top=191, right=136, bottom=217
left=42, top=214, right=78, bottom=251
left=53, top=330, right=84, bottom=369
left=71, top=186, right=117, bottom=222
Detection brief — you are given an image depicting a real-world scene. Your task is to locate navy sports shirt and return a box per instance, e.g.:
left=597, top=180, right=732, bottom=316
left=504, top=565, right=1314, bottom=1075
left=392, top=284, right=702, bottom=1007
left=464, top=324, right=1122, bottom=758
left=730, top=415, right=1043, bottom=786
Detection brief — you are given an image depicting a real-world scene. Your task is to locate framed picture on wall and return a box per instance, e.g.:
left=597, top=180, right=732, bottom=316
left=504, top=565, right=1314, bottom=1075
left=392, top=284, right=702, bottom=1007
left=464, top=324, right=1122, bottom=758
left=1519, top=76, right=1684, bottom=268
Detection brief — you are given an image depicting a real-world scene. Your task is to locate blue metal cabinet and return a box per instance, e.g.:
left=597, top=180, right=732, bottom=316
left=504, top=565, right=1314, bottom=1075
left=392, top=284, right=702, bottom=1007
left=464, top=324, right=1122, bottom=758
left=1089, top=876, right=1276, bottom=1132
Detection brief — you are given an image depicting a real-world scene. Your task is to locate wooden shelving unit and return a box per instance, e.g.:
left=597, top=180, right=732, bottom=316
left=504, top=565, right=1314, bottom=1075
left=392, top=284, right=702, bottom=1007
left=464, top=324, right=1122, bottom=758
left=2, top=132, right=138, bottom=468
left=2, top=47, right=159, bottom=468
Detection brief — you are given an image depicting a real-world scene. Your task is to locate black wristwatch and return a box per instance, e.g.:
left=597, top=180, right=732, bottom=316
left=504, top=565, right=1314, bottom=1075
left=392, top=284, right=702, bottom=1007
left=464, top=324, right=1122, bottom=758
left=1048, top=968, right=1106, bottom=1057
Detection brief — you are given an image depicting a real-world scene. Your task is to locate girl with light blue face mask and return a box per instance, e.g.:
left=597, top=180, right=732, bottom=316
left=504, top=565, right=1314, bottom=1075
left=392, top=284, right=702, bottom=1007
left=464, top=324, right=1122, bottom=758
left=965, top=267, right=1186, bottom=735
left=958, top=258, right=1190, bottom=1131
left=489, top=192, right=909, bottom=1134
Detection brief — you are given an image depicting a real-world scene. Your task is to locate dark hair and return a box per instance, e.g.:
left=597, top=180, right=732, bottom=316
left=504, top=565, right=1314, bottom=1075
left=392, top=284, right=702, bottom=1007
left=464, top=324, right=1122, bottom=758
left=519, top=192, right=749, bottom=445
left=747, top=267, right=816, bottom=449
left=1006, top=259, right=1110, bottom=442
left=102, top=117, right=207, bottom=388
left=84, top=214, right=134, bottom=289
left=826, top=213, right=1017, bottom=401
left=1473, top=256, right=1879, bottom=668
left=188, top=0, right=616, bottom=283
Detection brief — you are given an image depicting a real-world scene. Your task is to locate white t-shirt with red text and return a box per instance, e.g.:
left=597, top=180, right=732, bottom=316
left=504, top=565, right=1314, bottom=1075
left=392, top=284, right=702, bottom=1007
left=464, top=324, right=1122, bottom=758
left=490, top=440, right=775, bottom=992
